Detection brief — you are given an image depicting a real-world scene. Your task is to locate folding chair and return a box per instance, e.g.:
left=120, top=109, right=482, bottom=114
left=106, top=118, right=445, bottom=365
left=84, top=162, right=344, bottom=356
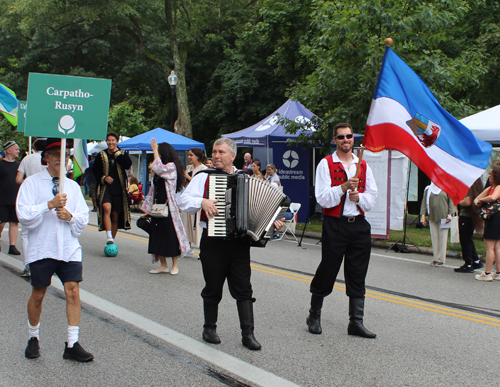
left=277, top=203, right=301, bottom=241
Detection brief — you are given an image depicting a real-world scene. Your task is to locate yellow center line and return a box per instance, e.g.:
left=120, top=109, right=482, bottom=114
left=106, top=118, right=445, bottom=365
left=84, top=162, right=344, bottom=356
left=84, top=227, right=498, bottom=327
left=251, top=263, right=500, bottom=327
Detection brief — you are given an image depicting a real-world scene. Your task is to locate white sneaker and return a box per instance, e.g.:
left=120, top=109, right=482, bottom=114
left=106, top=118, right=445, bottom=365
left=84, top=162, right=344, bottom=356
left=492, top=272, right=500, bottom=281
left=475, top=272, right=493, bottom=282
left=106, top=238, right=114, bottom=245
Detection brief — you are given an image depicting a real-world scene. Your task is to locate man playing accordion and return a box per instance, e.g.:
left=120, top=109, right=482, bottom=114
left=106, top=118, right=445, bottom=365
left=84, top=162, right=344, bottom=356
left=178, top=137, right=283, bottom=350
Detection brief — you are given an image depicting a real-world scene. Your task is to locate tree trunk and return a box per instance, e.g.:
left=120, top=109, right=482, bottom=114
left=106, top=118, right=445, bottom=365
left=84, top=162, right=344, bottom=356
left=165, top=0, right=193, bottom=139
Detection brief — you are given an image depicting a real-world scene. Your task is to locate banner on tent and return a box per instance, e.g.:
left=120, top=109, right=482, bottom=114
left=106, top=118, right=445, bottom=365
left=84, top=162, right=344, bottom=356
left=272, top=142, right=309, bottom=223
left=25, top=73, right=111, bottom=140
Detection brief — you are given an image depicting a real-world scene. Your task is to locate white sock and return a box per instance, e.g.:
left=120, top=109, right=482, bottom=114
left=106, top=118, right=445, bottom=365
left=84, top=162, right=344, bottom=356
left=28, top=321, right=40, bottom=339
left=67, top=326, right=79, bottom=348
left=106, top=231, right=113, bottom=239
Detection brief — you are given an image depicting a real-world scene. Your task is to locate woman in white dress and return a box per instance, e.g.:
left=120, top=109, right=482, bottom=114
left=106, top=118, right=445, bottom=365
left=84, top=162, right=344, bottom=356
left=181, top=148, right=208, bottom=248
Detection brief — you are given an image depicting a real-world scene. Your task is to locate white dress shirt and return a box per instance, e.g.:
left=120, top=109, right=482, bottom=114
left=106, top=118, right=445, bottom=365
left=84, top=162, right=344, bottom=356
left=315, top=152, right=377, bottom=216
left=178, top=172, right=209, bottom=228
left=16, top=169, right=89, bottom=265
left=17, top=151, right=46, bottom=178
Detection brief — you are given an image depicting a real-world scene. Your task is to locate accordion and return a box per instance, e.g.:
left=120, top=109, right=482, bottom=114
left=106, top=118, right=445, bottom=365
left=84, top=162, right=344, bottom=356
left=207, top=173, right=290, bottom=245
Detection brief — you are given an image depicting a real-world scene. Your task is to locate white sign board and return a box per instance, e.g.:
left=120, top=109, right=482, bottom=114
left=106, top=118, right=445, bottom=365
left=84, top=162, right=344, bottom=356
left=361, top=149, right=390, bottom=238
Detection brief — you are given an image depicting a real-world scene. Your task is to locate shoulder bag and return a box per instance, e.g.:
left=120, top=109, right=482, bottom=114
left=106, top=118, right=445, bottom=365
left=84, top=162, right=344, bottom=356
left=151, top=201, right=169, bottom=218
left=478, top=201, right=500, bottom=220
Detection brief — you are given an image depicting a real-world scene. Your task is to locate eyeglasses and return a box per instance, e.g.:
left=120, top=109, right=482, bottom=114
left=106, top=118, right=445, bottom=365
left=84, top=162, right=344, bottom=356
left=335, top=134, right=354, bottom=140
left=48, top=152, right=70, bottom=159
left=52, top=177, right=60, bottom=195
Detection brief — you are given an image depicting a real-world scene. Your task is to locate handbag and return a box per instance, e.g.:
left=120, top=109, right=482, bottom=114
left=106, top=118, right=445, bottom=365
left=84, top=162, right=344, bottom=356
left=449, top=216, right=459, bottom=244
left=136, top=216, right=152, bottom=234
left=151, top=201, right=169, bottom=218
left=478, top=201, right=500, bottom=220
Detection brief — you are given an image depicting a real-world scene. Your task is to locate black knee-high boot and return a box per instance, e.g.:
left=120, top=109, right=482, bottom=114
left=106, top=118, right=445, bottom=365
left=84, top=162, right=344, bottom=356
left=203, top=302, right=221, bottom=344
left=347, top=297, right=376, bottom=339
left=307, top=294, right=323, bottom=334
left=237, top=300, right=261, bottom=350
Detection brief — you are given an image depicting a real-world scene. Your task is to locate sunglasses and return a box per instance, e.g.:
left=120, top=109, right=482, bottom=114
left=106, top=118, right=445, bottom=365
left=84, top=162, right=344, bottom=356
left=335, top=134, right=354, bottom=140
left=52, top=177, right=60, bottom=195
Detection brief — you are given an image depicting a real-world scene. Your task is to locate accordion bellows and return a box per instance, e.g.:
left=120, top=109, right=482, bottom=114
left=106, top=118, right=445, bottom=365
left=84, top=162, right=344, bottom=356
left=207, top=174, right=290, bottom=242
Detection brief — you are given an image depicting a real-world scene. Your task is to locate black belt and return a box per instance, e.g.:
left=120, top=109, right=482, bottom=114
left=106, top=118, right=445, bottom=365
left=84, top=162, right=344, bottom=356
left=340, top=215, right=364, bottom=223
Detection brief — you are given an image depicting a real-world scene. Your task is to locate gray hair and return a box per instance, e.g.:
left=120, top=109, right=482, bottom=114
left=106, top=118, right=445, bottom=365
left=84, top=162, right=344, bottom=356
left=214, top=138, right=237, bottom=155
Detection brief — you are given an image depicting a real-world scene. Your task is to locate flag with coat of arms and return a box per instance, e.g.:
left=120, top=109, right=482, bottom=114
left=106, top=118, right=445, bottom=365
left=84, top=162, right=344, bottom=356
left=363, top=46, right=492, bottom=205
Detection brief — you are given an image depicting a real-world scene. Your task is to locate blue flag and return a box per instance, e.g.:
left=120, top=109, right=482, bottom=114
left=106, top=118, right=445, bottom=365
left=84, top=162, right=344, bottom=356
left=0, top=83, right=18, bottom=117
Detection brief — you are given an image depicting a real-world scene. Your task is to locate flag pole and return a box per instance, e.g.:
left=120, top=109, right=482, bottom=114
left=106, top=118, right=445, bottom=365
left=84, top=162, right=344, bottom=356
left=59, top=138, right=67, bottom=193
left=354, top=147, right=365, bottom=179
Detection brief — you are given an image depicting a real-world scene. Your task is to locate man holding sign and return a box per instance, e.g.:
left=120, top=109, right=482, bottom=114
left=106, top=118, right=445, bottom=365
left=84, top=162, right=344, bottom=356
left=306, top=123, right=378, bottom=339
left=16, top=138, right=93, bottom=361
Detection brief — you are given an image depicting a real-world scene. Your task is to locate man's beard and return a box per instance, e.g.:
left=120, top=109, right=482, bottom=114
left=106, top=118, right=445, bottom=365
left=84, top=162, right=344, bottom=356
left=338, top=143, right=353, bottom=153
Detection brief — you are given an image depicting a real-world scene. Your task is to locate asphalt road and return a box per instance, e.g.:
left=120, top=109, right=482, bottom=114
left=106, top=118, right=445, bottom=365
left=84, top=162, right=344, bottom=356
left=1, top=210, right=499, bottom=387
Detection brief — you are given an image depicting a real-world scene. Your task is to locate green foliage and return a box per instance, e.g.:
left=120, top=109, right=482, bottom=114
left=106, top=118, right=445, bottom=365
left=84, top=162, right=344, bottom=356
left=1, top=0, right=499, bottom=151
left=107, top=101, right=148, bottom=138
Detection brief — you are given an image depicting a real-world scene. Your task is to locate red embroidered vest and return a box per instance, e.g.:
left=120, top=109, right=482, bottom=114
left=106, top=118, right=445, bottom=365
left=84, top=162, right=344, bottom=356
left=322, top=154, right=367, bottom=217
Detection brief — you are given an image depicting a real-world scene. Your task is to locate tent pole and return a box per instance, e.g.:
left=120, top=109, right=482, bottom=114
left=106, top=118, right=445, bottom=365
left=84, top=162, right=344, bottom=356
left=266, top=136, right=269, bottom=165
left=141, top=150, right=147, bottom=189
left=312, top=149, right=316, bottom=185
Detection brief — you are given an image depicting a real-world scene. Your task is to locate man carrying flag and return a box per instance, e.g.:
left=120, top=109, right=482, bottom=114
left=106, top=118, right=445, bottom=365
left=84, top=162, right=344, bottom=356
left=306, top=123, right=378, bottom=339
left=363, top=43, right=492, bottom=204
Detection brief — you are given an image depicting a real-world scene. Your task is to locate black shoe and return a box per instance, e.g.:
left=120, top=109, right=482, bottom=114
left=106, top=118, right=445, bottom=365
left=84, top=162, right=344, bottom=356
left=21, top=268, right=31, bottom=277
left=63, top=342, right=94, bottom=362
left=237, top=300, right=262, bottom=350
left=473, top=261, right=484, bottom=269
left=25, top=337, right=40, bottom=358
left=242, top=333, right=261, bottom=350
left=307, top=312, right=322, bottom=334
left=92, top=208, right=97, bottom=212
left=454, top=264, right=474, bottom=273
left=348, top=297, right=376, bottom=339
left=8, top=245, right=21, bottom=255
left=202, top=327, right=221, bottom=344
left=348, top=322, right=377, bottom=339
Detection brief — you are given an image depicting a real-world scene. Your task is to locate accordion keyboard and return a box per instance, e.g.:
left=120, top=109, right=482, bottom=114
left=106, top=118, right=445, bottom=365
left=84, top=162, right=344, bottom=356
left=207, top=175, right=230, bottom=237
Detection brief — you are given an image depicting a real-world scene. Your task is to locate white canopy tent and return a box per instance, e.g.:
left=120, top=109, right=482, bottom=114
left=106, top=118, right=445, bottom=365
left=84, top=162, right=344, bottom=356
left=460, top=104, right=500, bottom=143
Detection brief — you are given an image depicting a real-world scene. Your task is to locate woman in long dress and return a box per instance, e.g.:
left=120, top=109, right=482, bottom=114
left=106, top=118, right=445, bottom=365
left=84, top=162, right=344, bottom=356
left=181, top=148, right=208, bottom=248
left=142, top=139, right=190, bottom=274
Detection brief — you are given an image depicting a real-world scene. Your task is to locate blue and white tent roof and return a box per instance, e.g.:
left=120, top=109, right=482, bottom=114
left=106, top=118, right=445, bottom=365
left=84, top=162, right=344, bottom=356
left=223, top=99, right=317, bottom=147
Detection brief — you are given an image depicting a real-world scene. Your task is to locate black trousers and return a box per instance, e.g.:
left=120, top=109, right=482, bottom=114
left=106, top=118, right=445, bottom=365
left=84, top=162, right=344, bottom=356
left=459, top=215, right=479, bottom=266
left=199, top=229, right=253, bottom=305
left=310, top=215, right=372, bottom=298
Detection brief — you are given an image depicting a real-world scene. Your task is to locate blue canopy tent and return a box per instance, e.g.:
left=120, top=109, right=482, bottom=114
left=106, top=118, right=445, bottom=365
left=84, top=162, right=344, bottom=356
left=119, top=127, right=205, bottom=151
left=119, top=128, right=205, bottom=188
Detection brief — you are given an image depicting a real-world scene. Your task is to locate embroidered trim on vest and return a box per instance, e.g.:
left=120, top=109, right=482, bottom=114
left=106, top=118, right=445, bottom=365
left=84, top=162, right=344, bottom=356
left=322, top=154, right=367, bottom=217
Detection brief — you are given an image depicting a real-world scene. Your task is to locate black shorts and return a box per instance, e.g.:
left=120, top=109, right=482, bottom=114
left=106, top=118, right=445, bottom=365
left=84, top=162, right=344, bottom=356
left=0, top=205, right=18, bottom=223
left=102, top=192, right=123, bottom=213
left=29, top=259, right=83, bottom=288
